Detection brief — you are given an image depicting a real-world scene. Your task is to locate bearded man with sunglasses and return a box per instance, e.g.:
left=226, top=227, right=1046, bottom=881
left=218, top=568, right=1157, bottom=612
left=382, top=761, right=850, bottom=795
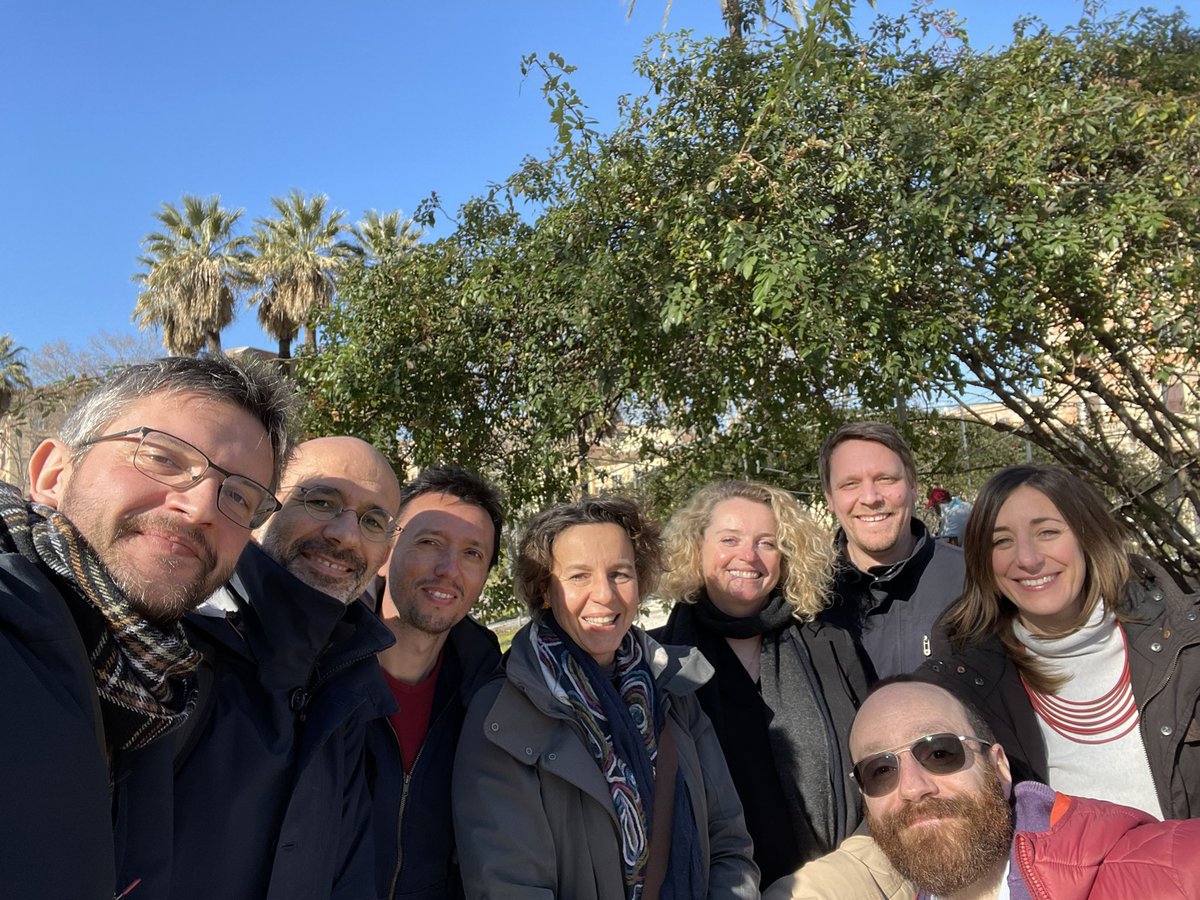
left=170, top=436, right=402, bottom=900
left=1, top=355, right=293, bottom=900
left=766, top=677, right=1200, bottom=899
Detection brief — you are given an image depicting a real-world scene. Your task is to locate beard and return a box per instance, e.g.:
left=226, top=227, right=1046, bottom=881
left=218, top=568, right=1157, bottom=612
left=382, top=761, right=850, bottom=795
left=258, top=532, right=368, bottom=603
left=65, top=500, right=225, bottom=624
left=868, top=764, right=1013, bottom=897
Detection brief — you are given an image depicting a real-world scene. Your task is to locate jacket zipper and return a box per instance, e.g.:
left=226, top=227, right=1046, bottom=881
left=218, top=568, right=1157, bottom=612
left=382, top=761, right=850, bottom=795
left=1014, top=834, right=1053, bottom=900
left=387, top=718, right=425, bottom=899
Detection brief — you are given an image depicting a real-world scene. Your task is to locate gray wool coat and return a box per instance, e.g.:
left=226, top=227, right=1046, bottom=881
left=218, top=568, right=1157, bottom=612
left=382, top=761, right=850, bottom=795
left=452, top=622, right=760, bottom=900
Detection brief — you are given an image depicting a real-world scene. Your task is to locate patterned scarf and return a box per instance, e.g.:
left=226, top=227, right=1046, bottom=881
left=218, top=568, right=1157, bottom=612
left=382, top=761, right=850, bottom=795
left=535, top=615, right=662, bottom=899
left=0, top=482, right=198, bottom=752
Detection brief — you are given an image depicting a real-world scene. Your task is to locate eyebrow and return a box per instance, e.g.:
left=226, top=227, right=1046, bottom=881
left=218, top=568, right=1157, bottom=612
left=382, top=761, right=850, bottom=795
left=993, top=516, right=1065, bottom=531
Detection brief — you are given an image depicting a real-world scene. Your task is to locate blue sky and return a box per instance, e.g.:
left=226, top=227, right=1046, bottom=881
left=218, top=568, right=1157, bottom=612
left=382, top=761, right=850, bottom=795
left=4, top=0, right=1194, bottom=360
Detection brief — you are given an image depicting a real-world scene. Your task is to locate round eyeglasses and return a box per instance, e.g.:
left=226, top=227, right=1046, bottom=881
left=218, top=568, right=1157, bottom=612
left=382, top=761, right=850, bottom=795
left=80, top=426, right=280, bottom=529
left=850, top=733, right=992, bottom=797
left=291, top=485, right=398, bottom=543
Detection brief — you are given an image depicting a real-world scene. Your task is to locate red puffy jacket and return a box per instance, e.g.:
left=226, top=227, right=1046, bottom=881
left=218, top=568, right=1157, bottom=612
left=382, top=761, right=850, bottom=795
left=1014, top=783, right=1200, bottom=899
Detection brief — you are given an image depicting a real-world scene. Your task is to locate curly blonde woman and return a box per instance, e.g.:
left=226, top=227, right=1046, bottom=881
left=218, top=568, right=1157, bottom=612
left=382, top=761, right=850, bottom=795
left=650, top=480, right=871, bottom=888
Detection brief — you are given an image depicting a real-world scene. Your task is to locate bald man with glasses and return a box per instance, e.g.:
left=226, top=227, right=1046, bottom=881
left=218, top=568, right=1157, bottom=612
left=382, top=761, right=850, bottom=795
left=766, top=678, right=1200, bottom=899
left=170, top=436, right=402, bottom=900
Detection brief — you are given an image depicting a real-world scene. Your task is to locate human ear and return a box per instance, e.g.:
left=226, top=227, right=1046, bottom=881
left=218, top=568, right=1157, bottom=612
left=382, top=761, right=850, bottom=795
left=28, top=439, right=72, bottom=509
left=990, top=743, right=1013, bottom=796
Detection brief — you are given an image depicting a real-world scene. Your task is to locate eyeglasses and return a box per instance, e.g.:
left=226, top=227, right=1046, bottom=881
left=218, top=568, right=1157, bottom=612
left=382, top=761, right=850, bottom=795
left=850, top=733, right=992, bottom=797
left=291, top=485, right=398, bottom=543
left=80, top=427, right=280, bottom=529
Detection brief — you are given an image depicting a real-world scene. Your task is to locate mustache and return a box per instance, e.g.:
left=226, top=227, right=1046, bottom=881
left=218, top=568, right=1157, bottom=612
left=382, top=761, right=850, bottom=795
left=114, top=514, right=216, bottom=568
left=889, top=794, right=980, bottom=829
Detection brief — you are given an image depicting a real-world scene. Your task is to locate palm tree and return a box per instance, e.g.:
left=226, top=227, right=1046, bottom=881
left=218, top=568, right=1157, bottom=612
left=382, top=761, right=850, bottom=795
left=249, top=190, right=358, bottom=359
left=0, top=334, right=32, bottom=417
left=351, top=209, right=422, bottom=263
left=133, top=195, right=250, bottom=356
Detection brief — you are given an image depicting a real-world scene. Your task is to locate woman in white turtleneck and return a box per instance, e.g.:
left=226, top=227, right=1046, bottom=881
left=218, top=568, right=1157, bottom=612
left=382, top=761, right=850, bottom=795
left=922, top=465, right=1200, bottom=820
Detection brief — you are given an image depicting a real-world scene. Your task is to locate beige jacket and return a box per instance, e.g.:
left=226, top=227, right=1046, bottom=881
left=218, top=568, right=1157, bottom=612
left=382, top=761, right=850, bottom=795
left=762, top=835, right=914, bottom=900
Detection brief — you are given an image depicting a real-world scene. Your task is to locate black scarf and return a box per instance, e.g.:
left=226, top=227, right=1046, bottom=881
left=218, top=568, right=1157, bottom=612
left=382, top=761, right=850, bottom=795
left=693, top=591, right=839, bottom=864
left=0, top=482, right=198, bottom=752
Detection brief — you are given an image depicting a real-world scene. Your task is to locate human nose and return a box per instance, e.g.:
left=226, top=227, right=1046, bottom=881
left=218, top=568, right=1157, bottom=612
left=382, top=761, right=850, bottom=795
left=859, top=480, right=881, bottom=505
left=321, top=508, right=362, bottom=544
left=432, top=546, right=459, bottom=578
left=1013, top=534, right=1043, bottom=571
left=895, top=751, right=939, bottom=802
left=165, top=472, right=222, bottom=525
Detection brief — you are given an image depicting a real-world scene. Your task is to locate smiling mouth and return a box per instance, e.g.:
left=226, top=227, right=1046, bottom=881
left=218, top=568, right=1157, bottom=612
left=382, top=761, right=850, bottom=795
left=726, top=569, right=762, bottom=579
left=1017, top=574, right=1057, bottom=588
left=857, top=513, right=891, bottom=523
left=302, top=552, right=354, bottom=576
left=582, top=614, right=619, bottom=626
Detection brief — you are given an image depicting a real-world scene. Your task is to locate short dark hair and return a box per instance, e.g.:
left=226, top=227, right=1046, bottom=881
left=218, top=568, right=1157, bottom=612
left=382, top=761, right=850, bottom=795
left=60, top=354, right=296, bottom=491
left=817, top=421, right=917, bottom=494
left=515, top=495, right=663, bottom=615
left=398, top=464, right=504, bottom=568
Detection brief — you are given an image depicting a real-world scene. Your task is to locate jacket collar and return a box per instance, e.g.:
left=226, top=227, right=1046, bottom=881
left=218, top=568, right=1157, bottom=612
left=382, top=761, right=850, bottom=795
left=835, top=519, right=934, bottom=596
left=190, top=542, right=394, bottom=681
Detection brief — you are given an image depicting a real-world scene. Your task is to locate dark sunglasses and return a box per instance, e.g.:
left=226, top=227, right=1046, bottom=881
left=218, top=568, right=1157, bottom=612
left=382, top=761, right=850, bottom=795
left=850, top=733, right=992, bottom=797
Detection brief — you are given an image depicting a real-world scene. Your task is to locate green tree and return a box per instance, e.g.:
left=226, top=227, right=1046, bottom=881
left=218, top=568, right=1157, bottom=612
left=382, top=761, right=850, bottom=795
left=302, top=8, right=1200, bottom=582
left=250, top=190, right=357, bottom=359
left=133, top=194, right=249, bottom=355
left=351, top=209, right=422, bottom=264
left=0, top=334, right=31, bottom=418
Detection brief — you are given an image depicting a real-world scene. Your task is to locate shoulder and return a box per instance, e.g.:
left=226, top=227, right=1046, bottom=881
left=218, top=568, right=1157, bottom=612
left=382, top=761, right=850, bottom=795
left=642, top=628, right=714, bottom=698
left=763, top=835, right=913, bottom=900
left=447, top=614, right=503, bottom=688
left=0, top=551, right=75, bottom=635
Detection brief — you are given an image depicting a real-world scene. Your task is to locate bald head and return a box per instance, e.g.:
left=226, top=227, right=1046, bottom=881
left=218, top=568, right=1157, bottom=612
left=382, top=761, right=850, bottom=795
left=852, top=680, right=1014, bottom=898
left=255, top=436, right=401, bottom=602
left=851, top=680, right=995, bottom=763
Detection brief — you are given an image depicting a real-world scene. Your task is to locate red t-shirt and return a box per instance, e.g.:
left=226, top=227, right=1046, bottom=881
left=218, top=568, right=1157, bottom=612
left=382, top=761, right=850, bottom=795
left=383, top=650, right=444, bottom=773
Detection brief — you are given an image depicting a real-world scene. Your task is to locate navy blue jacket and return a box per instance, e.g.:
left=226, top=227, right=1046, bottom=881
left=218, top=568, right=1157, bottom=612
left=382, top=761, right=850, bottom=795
left=1, top=549, right=177, bottom=899
left=367, top=615, right=501, bottom=900
left=169, top=542, right=396, bottom=900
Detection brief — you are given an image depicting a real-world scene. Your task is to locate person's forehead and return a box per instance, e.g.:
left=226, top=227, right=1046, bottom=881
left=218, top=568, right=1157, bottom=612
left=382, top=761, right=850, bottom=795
left=852, top=684, right=969, bottom=756
left=705, top=497, right=775, bottom=531
left=106, top=392, right=272, bottom=471
left=398, top=492, right=494, bottom=540
left=830, top=439, right=906, bottom=474
left=287, top=442, right=400, bottom=512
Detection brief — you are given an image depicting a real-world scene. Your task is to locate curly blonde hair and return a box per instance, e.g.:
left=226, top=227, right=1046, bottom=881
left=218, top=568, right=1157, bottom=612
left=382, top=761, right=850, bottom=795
left=658, top=480, right=835, bottom=620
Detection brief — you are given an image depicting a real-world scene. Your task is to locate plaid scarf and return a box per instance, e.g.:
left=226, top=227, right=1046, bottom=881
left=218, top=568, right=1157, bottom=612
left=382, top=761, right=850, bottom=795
left=0, top=482, right=198, bottom=752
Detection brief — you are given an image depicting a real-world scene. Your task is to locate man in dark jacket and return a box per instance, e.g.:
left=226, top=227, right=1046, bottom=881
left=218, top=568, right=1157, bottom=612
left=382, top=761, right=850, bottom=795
left=817, top=422, right=964, bottom=678
left=170, top=436, right=402, bottom=900
left=0, top=355, right=293, bottom=900
left=366, top=465, right=504, bottom=900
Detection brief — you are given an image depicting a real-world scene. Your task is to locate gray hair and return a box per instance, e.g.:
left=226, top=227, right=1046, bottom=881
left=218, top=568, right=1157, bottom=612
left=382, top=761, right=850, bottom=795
left=59, top=355, right=296, bottom=491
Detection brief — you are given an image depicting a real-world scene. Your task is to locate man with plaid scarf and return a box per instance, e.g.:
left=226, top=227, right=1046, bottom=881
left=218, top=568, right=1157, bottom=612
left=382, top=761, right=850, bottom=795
left=0, top=355, right=293, bottom=899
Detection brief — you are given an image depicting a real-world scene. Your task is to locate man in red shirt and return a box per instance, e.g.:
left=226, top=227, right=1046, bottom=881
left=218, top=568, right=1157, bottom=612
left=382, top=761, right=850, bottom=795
left=367, top=465, right=504, bottom=900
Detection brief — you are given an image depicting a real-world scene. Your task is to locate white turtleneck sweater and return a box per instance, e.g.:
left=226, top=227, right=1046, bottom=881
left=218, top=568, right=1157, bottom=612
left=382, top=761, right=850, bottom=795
left=1014, top=605, right=1163, bottom=819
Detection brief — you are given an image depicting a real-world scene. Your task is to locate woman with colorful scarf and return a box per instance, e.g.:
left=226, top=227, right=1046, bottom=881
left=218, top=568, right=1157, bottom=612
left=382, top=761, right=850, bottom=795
left=453, top=495, right=758, bottom=900
left=650, top=480, right=869, bottom=889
